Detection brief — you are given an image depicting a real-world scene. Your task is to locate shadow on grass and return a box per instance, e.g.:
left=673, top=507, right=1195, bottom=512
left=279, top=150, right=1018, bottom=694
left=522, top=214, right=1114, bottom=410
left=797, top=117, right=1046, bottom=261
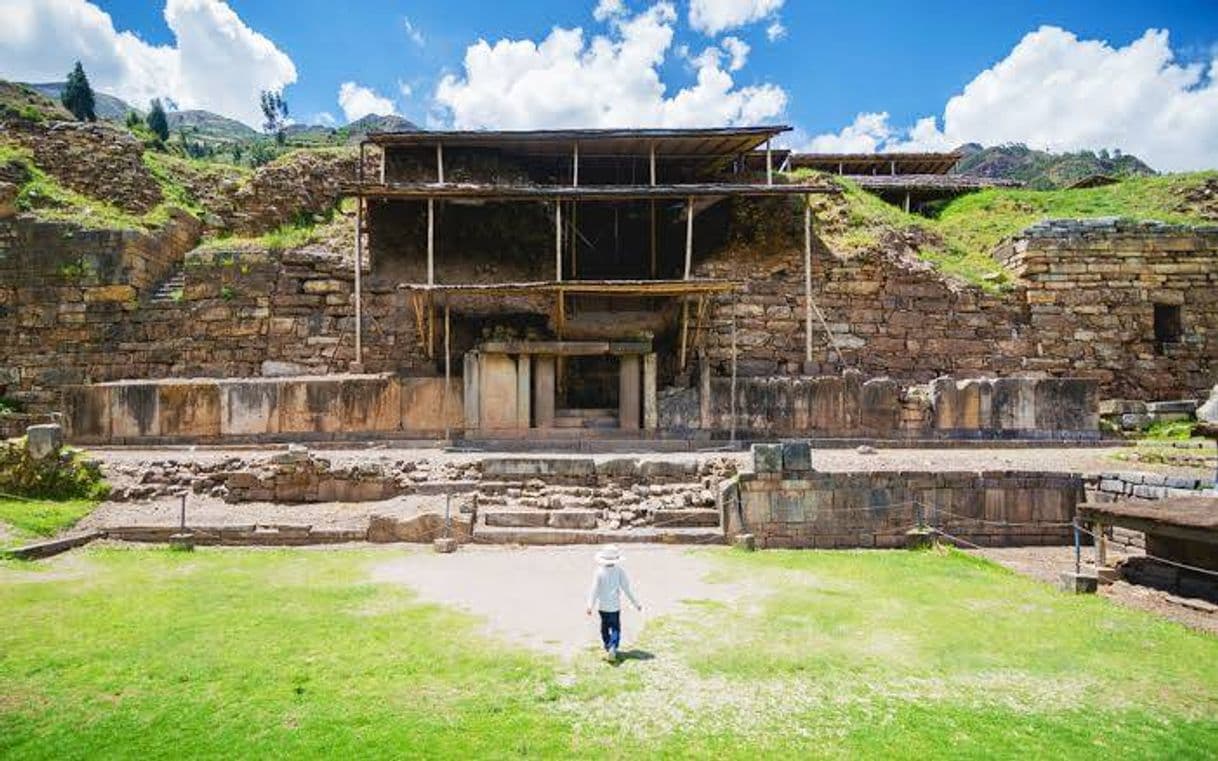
left=611, top=649, right=656, bottom=667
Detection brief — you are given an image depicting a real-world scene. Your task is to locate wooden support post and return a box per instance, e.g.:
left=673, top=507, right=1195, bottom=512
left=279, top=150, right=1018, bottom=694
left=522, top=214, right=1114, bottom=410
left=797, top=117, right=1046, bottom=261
left=555, top=201, right=563, bottom=282
left=571, top=203, right=578, bottom=279
left=765, top=138, right=773, bottom=186
left=426, top=198, right=435, bottom=286
left=684, top=196, right=693, bottom=279
left=572, top=142, right=579, bottom=186
left=443, top=304, right=451, bottom=440
left=1096, top=521, right=1109, bottom=567
left=838, top=161, right=843, bottom=175
left=803, top=197, right=813, bottom=366
left=649, top=142, right=657, bottom=185
left=730, top=302, right=738, bottom=444
left=903, top=192, right=911, bottom=214
left=890, top=159, right=896, bottom=176
left=649, top=201, right=657, bottom=277
left=679, top=298, right=690, bottom=371
left=436, top=143, right=445, bottom=184
left=642, top=353, right=657, bottom=430
left=427, top=294, right=435, bottom=360
left=353, top=196, right=363, bottom=369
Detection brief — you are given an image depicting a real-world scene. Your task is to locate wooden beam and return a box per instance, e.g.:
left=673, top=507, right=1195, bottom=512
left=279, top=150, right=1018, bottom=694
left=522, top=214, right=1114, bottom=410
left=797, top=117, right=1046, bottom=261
left=436, top=143, right=445, bottom=184
left=426, top=198, right=435, bottom=286
left=573, top=142, right=579, bottom=187
left=803, top=197, right=813, bottom=365
left=427, top=293, right=435, bottom=360
left=684, top=196, right=694, bottom=279
left=354, top=196, right=364, bottom=367
left=649, top=142, right=656, bottom=185
left=649, top=201, right=657, bottom=278
left=555, top=201, right=563, bottom=282
left=765, top=138, right=773, bottom=186
left=443, top=304, right=451, bottom=441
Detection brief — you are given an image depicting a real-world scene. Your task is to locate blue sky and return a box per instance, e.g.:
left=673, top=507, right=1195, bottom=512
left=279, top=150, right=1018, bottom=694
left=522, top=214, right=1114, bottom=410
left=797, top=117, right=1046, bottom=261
left=3, top=1, right=1218, bottom=168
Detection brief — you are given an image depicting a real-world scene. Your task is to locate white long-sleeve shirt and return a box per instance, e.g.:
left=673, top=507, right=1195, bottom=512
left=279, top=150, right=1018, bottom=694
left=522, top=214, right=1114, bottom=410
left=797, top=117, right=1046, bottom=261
left=587, top=564, right=640, bottom=613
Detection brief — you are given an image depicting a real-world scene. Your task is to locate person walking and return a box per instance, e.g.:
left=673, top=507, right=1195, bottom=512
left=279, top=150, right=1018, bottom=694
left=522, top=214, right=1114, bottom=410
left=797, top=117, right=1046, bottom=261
left=585, top=545, right=642, bottom=662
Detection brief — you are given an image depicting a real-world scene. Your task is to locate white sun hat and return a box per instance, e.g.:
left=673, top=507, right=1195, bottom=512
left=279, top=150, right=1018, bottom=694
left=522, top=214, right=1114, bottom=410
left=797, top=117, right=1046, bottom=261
left=596, top=544, right=622, bottom=565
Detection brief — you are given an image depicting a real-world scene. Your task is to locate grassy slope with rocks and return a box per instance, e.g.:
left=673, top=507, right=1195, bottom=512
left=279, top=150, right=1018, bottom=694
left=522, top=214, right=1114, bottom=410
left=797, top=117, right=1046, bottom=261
left=952, top=143, right=1157, bottom=189
left=807, top=170, right=1218, bottom=289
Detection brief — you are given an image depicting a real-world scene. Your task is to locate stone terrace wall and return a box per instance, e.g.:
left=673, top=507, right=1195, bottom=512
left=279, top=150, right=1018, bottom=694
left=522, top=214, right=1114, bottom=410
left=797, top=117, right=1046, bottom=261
left=3, top=121, right=163, bottom=213
left=697, top=222, right=1218, bottom=399
left=996, top=219, right=1218, bottom=398
left=726, top=444, right=1082, bottom=549
left=0, top=219, right=431, bottom=411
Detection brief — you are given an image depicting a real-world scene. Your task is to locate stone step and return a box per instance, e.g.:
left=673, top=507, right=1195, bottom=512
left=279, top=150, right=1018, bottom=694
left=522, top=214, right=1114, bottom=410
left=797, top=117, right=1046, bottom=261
left=552, top=416, right=619, bottom=429
left=482, top=508, right=600, bottom=530
left=650, top=508, right=721, bottom=528
left=555, top=408, right=617, bottom=418
left=472, top=525, right=725, bottom=546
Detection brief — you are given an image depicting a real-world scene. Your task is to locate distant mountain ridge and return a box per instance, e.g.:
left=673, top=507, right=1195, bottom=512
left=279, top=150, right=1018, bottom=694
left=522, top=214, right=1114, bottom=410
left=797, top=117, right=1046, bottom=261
left=24, top=81, right=136, bottom=121
left=951, top=143, right=1156, bottom=189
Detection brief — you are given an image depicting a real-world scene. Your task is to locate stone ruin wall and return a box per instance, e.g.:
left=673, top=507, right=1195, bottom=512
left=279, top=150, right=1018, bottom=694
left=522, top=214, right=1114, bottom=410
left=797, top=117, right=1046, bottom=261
left=2, top=198, right=1215, bottom=417
left=697, top=220, right=1217, bottom=400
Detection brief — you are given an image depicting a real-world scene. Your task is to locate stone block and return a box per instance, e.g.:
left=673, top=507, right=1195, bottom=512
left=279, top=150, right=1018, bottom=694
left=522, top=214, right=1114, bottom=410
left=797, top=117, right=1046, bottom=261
left=548, top=510, right=599, bottom=530
left=1057, top=571, right=1098, bottom=594
left=63, top=385, right=111, bottom=443
left=478, top=353, right=518, bottom=429
left=752, top=443, right=782, bottom=473
left=220, top=380, right=281, bottom=436
left=400, top=377, right=462, bottom=432
left=780, top=440, right=813, bottom=472
left=25, top=423, right=63, bottom=459
left=158, top=382, right=221, bottom=438
left=110, top=383, right=160, bottom=439
left=485, top=510, right=549, bottom=528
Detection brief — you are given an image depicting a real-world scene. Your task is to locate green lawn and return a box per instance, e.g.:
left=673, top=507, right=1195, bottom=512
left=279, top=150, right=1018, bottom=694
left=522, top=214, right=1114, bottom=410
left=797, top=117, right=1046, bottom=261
left=2, top=547, right=1216, bottom=759
left=0, top=498, right=97, bottom=550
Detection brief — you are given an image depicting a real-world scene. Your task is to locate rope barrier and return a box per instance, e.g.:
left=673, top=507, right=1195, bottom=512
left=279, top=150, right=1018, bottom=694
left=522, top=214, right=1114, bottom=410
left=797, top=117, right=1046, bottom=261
left=1073, top=522, right=1218, bottom=579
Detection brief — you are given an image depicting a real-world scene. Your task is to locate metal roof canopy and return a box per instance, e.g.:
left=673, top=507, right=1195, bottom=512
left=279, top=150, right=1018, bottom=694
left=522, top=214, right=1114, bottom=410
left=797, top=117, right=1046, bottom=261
left=364, top=125, right=790, bottom=160
left=790, top=151, right=964, bottom=176
left=343, top=181, right=835, bottom=200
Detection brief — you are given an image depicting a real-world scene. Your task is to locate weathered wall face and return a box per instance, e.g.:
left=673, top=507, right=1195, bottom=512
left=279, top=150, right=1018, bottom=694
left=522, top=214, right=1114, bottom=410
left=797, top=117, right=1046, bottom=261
left=727, top=444, right=1082, bottom=549
left=996, top=220, right=1218, bottom=399
left=698, top=221, right=1218, bottom=399
left=64, top=374, right=463, bottom=443
left=3, top=121, right=163, bottom=213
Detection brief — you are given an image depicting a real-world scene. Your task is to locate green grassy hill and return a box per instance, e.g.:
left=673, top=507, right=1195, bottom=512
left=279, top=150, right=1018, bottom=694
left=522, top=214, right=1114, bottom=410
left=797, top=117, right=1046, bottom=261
left=953, top=143, right=1156, bottom=189
left=811, top=171, right=1218, bottom=289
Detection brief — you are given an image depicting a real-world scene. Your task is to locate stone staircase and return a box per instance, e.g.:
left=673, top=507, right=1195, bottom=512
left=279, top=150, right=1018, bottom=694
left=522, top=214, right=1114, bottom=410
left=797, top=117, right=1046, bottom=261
left=148, top=264, right=186, bottom=303
left=469, top=456, right=733, bottom=544
left=552, top=408, right=619, bottom=429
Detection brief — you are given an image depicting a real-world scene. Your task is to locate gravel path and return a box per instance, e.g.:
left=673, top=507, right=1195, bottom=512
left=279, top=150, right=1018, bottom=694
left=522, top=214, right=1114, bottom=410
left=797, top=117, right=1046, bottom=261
left=370, top=544, right=744, bottom=659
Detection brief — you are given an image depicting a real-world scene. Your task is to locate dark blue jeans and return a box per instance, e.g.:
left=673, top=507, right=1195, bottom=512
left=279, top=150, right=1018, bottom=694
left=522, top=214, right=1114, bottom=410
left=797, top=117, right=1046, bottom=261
left=598, top=610, right=621, bottom=651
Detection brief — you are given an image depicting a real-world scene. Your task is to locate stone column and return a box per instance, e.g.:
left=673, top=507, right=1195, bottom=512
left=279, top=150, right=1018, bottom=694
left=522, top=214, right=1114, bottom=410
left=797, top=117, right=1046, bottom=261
left=534, top=355, right=556, bottom=428
left=463, top=351, right=480, bottom=429
left=642, top=353, right=658, bottom=430
left=516, top=354, right=532, bottom=429
left=619, top=354, right=641, bottom=430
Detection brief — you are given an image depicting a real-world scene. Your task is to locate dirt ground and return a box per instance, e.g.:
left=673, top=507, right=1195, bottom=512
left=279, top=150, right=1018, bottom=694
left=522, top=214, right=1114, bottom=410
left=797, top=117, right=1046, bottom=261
left=371, top=544, right=746, bottom=659
left=971, top=545, right=1218, bottom=635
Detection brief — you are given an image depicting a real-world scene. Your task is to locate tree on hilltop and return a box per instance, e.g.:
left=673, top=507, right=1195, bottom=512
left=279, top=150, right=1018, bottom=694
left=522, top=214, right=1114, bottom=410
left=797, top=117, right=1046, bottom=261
left=260, top=90, right=289, bottom=145
left=146, top=98, right=170, bottom=143
left=61, top=62, right=96, bottom=122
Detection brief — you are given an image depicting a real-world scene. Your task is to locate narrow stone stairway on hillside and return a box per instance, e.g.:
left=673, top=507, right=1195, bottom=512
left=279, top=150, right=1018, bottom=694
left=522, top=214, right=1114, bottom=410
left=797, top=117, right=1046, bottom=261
left=148, top=264, right=186, bottom=303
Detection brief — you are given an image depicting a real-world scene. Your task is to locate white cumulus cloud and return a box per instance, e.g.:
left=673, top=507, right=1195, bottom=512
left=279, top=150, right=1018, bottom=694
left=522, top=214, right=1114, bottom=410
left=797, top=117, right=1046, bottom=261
left=433, top=2, right=786, bottom=129
left=0, top=0, right=296, bottom=127
left=403, top=16, right=424, bottom=47
left=766, top=21, right=786, bottom=42
left=593, top=0, right=625, bottom=22
left=806, top=26, right=1218, bottom=172
left=689, top=0, right=784, bottom=36
left=805, top=112, right=893, bottom=153
left=337, top=82, right=397, bottom=122
left=721, top=36, right=750, bottom=71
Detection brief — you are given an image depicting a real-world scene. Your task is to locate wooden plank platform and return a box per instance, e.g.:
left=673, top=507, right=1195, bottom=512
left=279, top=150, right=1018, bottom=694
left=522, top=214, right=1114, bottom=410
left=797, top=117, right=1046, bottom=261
left=1079, top=497, right=1218, bottom=545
